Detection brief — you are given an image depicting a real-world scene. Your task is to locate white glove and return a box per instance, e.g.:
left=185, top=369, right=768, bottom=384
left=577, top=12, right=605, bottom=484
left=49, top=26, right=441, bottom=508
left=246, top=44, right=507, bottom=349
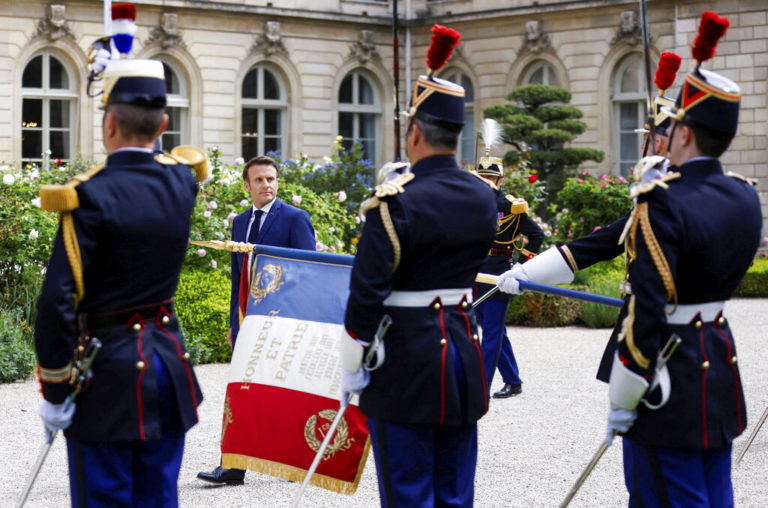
left=91, top=48, right=111, bottom=75
left=341, top=367, right=370, bottom=406
left=605, top=406, right=638, bottom=446
left=497, top=263, right=528, bottom=295
left=40, top=396, right=76, bottom=443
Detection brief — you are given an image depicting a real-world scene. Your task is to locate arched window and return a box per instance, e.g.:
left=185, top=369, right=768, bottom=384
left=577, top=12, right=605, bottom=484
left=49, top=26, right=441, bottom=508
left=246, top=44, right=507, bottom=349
left=612, top=53, right=646, bottom=175
left=338, top=70, right=381, bottom=164
left=21, top=52, right=77, bottom=164
left=522, top=61, right=560, bottom=87
left=158, top=60, right=189, bottom=151
left=241, top=64, right=287, bottom=159
left=441, top=69, right=475, bottom=167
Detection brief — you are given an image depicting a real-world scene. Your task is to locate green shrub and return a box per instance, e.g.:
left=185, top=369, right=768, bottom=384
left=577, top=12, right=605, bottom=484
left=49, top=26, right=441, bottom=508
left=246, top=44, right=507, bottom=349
left=579, top=274, right=623, bottom=328
left=0, top=307, right=36, bottom=383
left=175, top=268, right=231, bottom=364
left=506, top=289, right=584, bottom=327
left=734, top=257, right=768, bottom=297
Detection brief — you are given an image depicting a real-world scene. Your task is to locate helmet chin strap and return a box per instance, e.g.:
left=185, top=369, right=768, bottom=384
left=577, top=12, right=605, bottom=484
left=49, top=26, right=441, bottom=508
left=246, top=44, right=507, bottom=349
left=666, top=121, right=679, bottom=162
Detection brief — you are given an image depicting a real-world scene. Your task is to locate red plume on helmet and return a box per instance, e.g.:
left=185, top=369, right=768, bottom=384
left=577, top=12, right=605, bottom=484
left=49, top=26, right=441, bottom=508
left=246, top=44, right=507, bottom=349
left=653, top=52, right=682, bottom=91
left=111, top=3, right=136, bottom=20
left=426, top=25, right=461, bottom=77
left=691, top=11, right=730, bottom=66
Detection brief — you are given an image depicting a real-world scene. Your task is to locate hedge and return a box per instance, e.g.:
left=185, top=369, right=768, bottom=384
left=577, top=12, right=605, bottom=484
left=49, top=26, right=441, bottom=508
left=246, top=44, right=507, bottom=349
left=0, top=307, right=36, bottom=383
left=175, top=267, right=231, bottom=364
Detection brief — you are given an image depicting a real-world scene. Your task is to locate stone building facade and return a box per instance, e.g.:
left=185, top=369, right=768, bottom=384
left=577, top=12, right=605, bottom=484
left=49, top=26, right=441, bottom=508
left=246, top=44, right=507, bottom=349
left=1, top=0, right=765, bottom=227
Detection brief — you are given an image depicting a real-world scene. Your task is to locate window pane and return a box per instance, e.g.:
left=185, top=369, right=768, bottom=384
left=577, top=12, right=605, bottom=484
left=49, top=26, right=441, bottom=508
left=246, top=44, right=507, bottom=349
left=242, top=108, right=258, bottom=135
left=619, top=103, right=639, bottom=130
left=23, top=56, right=43, bottom=88
left=242, top=69, right=258, bottom=99
left=22, top=130, right=42, bottom=159
left=161, top=133, right=181, bottom=151
left=620, top=62, right=640, bottom=93
left=358, top=75, right=374, bottom=105
left=359, top=113, right=376, bottom=139
left=462, top=75, right=474, bottom=102
left=167, top=107, right=182, bottom=133
left=242, top=137, right=259, bottom=161
left=529, top=67, right=544, bottom=85
left=163, top=63, right=179, bottom=95
left=50, top=100, right=70, bottom=128
left=360, top=140, right=374, bottom=161
left=22, top=99, right=43, bottom=128
left=264, top=109, right=281, bottom=136
left=339, top=75, right=353, bottom=104
left=264, top=136, right=280, bottom=156
left=620, top=132, right=639, bottom=163
left=50, top=131, right=70, bottom=159
left=339, top=112, right=354, bottom=138
left=263, top=69, right=280, bottom=100
left=49, top=56, right=69, bottom=89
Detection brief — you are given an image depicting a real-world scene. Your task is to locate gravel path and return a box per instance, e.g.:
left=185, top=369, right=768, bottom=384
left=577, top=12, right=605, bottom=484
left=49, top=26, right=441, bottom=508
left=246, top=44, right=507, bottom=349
left=3, top=298, right=767, bottom=507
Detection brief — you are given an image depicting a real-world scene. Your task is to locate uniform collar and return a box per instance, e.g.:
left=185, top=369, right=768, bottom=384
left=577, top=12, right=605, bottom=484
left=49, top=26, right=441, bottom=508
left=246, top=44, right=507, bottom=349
left=675, top=157, right=723, bottom=177
left=410, top=154, right=459, bottom=175
left=106, top=149, right=157, bottom=165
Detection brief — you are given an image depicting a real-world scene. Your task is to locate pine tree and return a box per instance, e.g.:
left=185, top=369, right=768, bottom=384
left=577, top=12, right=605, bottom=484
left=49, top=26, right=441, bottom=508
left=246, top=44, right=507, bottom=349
left=484, top=84, right=603, bottom=190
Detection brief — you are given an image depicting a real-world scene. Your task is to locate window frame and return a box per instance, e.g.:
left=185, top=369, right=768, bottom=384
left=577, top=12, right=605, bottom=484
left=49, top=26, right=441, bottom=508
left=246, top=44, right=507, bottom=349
left=521, top=61, right=560, bottom=87
left=440, top=68, right=476, bottom=168
left=612, top=53, right=647, bottom=175
left=157, top=58, right=190, bottom=151
left=337, top=69, right=382, bottom=165
left=241, top=63, right=288, bottom=159
left=21, top=51, right=78, bottom=165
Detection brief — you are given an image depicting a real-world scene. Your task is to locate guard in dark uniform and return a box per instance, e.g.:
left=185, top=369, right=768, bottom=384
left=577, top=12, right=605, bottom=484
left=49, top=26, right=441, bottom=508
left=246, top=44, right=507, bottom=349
left=34, top=58, right=207, bottom=507
left=340, top=25, right=497, bottom=507
left=497, top=52, right=683, bottom=384
left=473, top=144, right=543, bottom=398
left=604, top=12, right=762, bottom=505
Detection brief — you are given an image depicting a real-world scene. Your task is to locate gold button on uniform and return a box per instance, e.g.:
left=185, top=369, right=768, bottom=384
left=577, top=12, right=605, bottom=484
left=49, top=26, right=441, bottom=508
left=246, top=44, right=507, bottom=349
left=695, top=321, right=703, bottom=329
left=717, top=317, right=726, bottom=326
left=440, top=338, right=447, bottom=346
left=472, top=334, right=479, bottom=341
left=162, top=315, right=170, bottom=324
left=433, top=302, right=441, bottom=310
left=183, top=352, right=191, bottom=360
left=135, top=361, right=146, bottom=370
left=461, top=301, right=469, bottom=309
left=132, top=323, right=142, bottom=332
left=701, top=360, right=710, bottom=370
left=730, top=356, right=738, bottom=365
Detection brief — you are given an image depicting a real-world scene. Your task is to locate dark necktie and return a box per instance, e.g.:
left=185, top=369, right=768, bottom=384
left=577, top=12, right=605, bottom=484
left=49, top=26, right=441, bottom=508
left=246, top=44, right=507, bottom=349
left=247, top=210, right=264, bottom=244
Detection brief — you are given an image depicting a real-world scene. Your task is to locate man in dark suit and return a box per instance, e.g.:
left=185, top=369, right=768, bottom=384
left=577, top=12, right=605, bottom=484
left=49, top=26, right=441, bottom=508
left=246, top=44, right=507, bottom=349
left=197, top=155, right=315, bottom=485
left=35, top=58, right=206, bottom=507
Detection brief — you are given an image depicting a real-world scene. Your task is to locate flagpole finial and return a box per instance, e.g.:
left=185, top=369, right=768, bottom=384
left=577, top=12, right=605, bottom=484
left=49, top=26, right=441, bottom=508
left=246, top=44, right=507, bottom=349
left=190, top=240, right=254, bottom=252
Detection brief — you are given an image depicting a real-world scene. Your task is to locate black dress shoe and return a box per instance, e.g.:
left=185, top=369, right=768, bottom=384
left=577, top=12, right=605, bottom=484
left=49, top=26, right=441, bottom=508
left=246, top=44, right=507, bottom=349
left=493, top=383, right=522, bottom=399
left=196, top=466, right=245, bottom=485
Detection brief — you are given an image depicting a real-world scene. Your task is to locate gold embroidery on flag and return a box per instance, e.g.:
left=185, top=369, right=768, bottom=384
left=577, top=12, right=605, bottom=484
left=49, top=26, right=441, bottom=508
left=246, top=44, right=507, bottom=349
left=250, top=264, right=284, bottom=303
left=303, top=409, right=354, bottom=460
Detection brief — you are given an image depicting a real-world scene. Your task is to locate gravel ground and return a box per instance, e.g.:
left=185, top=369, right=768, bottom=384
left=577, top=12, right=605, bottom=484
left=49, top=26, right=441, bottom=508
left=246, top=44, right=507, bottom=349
left=3, top=298, right=767, bottom=507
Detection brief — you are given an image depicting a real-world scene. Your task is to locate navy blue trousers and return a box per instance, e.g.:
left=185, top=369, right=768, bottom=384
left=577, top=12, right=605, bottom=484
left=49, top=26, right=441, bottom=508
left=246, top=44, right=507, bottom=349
left=623, top=438, right=733, bottom=507
left=66, top=352, right=185, bottom=507
left=476, top=298, right=521, bottom=388
left=367, top=417, right=478, bottom=507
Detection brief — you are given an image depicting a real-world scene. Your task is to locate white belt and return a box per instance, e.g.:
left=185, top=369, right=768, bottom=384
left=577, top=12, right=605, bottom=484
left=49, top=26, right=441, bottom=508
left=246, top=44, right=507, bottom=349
left=665, top=301, right=725, bottom=325
left=384, top=288, right=472, bottom=307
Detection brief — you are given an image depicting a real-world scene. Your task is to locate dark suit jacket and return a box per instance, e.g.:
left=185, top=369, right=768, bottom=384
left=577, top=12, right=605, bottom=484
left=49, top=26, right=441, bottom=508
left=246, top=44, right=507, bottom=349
left=229, top=198, right=315, bottom=337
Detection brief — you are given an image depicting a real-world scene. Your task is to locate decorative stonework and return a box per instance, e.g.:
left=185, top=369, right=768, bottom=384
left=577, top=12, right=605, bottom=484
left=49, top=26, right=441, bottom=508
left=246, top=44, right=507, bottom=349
left=611, top=10, right=646, bottom=46
left=521, top=20, right=551, bottom=54
left=146, top=13, right=186, bottom=49
left=349, top=29, right=380, bottom=63
left=251, top=21, right=287, bottom=56
left=35, top=4, right=73, bottom=41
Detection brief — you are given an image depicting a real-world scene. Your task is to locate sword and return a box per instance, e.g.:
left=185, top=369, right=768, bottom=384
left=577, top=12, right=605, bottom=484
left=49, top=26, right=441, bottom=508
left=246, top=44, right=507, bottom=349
left=17, top=338, right=102, bottom=508
left=291, top=394, right=353, bottom=508
left=559, top=334, right=681, bottom=508
left=475, top=273, right=624, bottom=308
left=735, top=405, right=768, bottom=465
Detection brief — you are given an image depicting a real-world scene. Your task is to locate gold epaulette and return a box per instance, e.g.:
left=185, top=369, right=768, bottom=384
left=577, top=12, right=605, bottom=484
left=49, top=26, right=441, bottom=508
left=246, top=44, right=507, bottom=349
left=469, top=170, right=498, bottom=190
left=39, top=163, right=106, bottom=212
left=505, top=195, right=529, bottom=214
left=726, top=171, right=757, bottom=187
left=156, top=145, right=211, bottom=182
left=630, top=172, right=681, bottom=199
left=361, top=172, right=415, bottom=216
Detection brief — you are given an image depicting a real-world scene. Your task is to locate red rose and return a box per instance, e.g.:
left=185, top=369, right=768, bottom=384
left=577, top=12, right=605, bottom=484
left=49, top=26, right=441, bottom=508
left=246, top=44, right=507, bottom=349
left=54, top=158, right=63, bottom=166
left=528, top=174, right=538, bottom=183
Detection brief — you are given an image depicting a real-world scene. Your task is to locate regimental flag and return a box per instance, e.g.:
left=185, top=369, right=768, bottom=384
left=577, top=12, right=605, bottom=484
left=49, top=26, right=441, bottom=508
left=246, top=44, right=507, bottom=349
left=221, top=244, right=370, bottom=494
